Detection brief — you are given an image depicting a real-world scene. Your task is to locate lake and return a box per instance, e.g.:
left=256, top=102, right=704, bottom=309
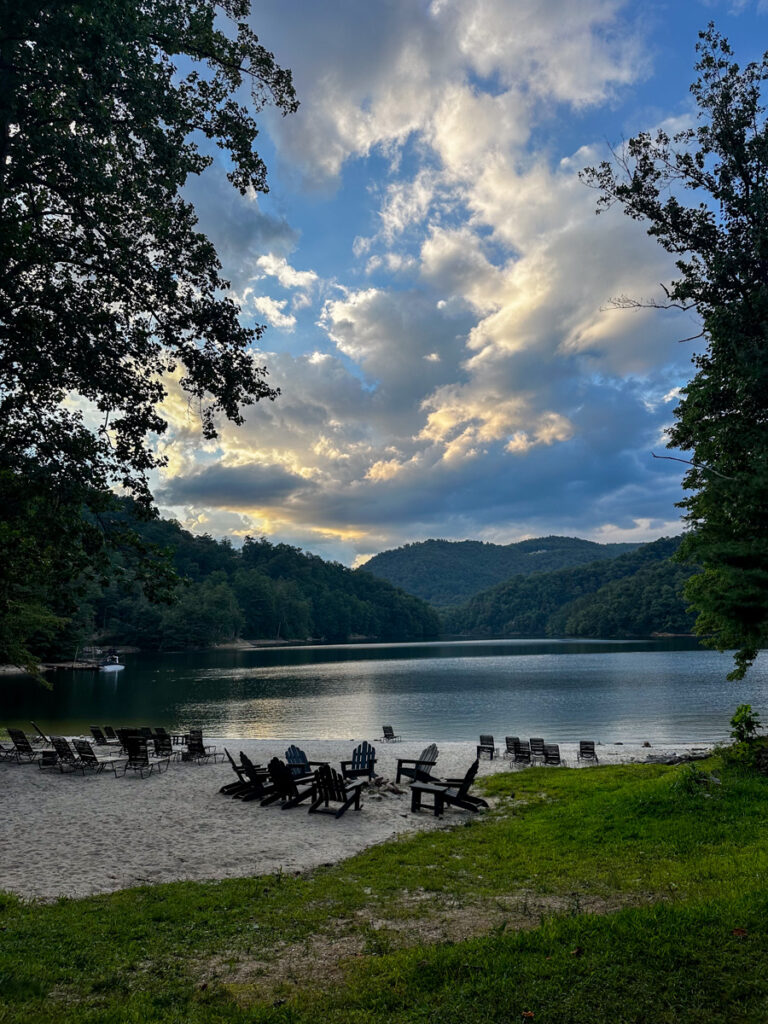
left=3, top=638, right=768, bottom=744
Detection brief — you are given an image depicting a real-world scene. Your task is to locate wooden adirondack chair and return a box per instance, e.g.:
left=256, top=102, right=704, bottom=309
left=309, top=764, right=365, bottom=818
left=232, top=753, right=275, bottom=802
left=285, top=744, right=328, bottom=779
left=340, top=741, right=377, bottom=781
left=477, top=734, right=497, bottom=760
left=577, top=740, right=599, bottom=763
left=395, top=743, right=439, bottom=784
left=380, top=725, right=401, bottom=742
left=260, top=757, right=316, bottom=809
left=410, top=759, right=490, bottom=816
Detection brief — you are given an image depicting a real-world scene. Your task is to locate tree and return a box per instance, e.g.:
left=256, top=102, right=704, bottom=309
left=0, top=1, right=297, bottom=667
left=582, top=25, right=768, bottom=679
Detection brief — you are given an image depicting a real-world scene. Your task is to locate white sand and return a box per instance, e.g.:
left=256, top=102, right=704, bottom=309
left=0, top=737, right=712, bottom=901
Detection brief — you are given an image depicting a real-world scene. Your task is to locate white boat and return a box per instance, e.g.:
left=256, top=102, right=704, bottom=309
left=99, top=653, right=125, bottom=672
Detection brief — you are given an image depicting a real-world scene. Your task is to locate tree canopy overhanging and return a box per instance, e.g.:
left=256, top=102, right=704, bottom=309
left=0, top=0, right=297, bottom=669
left=581, top=25, right=768, bottom=679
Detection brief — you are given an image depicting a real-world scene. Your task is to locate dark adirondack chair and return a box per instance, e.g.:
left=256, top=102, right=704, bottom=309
left=513, top=740, right=532, bottom=766
left=543, top=743, right=563, bottom=766
left=285, top=744, right=327, bottom=779
left=72, top=738, right=125, bottom=775
left=577, top=740, right=599, bottom=763
left=503, top=736, right=520, bottom=759
left=8, top=729, right=45, bottom=763
left=182, top=728, right=225, bottom=764
left=410, top=759, right=490, bottom=817
left=395, top=743, right=439, bottom=784
left=309, top=764, right=365, bottom=818
left=340, top=741, right=377, bottom=781
left=233, top=752, right=275, bottom=802
left=51, top=735, right=81, bottom=772
left=477, top=734, right=497, bottom=760
left=220, top=748, right=257, bottom=795
left=380, top=725, right=401, bottom=742
left=260, top=757, right=316, bottom=809
left=529, top=737, right=546, bottom=764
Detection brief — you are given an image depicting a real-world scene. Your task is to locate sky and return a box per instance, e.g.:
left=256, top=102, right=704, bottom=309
left=154, top=0, right=768, bottom=567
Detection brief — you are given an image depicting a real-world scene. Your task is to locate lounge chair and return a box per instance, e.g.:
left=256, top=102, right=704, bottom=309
left=153, top=733, right=180, bottom=762
left=410, top=759, right=490, bottom=817
left=577, top=740, right=599, bottom=763
left=119, top=736, right=170, bottom=778
left=513, top=740, right=532, bottom=766
left=72, top=738, right=125, bottom=775
left=8, top=729, right=45, bottom=763
left=503, top=736, right=520, bottom=759
left=182, top=728, right=225, bottom=764
left=50, top=735, right=81, bottom=772
left=395, top=743, right=439, bottom=784
left=103, top=725, right=119, bottom=742
left=285, top=744, right=328, bottom=779
left=260, top=757, right=316, bottom=809
left=309, top=764, right=365, bottom=818
left=340, top=741, right=377, bottom=781
left=529, top=737, right=546, bottom=764
left=543, top=743, right=564, bottom=766
left=380, top=725, right=401, bottom=742
left=30, top=721, right=50, bottom=745
left=477, top=734, right=497, bottom=760
left=90, top=725, right=119, bottom=747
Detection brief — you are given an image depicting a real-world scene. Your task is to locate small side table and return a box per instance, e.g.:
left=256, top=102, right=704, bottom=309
left=410, top=782, right=446, bottom=817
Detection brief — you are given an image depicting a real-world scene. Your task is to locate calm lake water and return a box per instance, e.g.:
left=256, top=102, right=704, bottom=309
left=3, top=639, right=768, bottom=744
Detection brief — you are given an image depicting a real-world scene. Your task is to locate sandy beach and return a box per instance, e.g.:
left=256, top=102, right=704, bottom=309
left=0, top=737, right=712, bottom=901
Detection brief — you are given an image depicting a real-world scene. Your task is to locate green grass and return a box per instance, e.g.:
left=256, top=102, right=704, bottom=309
left=2, top=758, right=768, bottom=1022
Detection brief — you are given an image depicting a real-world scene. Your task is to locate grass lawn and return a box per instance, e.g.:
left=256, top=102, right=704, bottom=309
left=2, top=757, right=767, bottom=1022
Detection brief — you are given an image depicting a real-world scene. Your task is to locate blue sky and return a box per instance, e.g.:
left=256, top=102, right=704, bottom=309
left=155, top=0, right=768, bottom=566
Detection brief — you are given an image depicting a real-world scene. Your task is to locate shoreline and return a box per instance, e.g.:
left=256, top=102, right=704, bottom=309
left=0, top=737, right=713, bottom=902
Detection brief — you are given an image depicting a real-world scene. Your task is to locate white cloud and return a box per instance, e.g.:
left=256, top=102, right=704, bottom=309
left=251, top=295, right=297, bottom=331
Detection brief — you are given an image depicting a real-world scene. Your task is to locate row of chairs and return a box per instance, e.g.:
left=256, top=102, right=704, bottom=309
left=1, top=725, right=222, bottom=779
left=477, top=734, right=599, bottom=766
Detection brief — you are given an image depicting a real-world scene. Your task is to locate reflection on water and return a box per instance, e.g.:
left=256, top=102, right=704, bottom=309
left=2, top=638, right=767, bottom=743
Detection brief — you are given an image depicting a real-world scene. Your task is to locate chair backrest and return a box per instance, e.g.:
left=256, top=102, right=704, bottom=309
left=187, top=728, right=206, bottom=756
left=350, top=741, right=375, bottom=770
left=530, top=737, right=545, bottom=755
left=90, top=726, right=108, bottom=745
left=514, top=744, right=531, bottom=763
left=9, top=729, right=34, bottom=755
left=505, top=736, right=520, bottom=752
left=479, top=734, right=494, bottom=748
left=579, top=740, right=596, bottom=757
left=154, top=726, right=169, bottom=737
left=73, top=739, right=100, bottom=767
left=455, top=759, right=480, bottom=797
left=51, top=735, right=77, bottom=762
left=104, top=726, right=118, bottom=740
left=154, top=734, right=173, bottom=757
left=240, top=752, right=266, bottom=786
left=382, top=725, right=395, bottom=740
left=285, top=745, right=310, bottom=775
left=314, top=763, right=348, bottom=802
left=416, top=743, right=438, bottom=771
left=139, top=726, right=153, bottom=740
left=267, top=757, right=301, bottom=799
left=125, top=736, right=149, bottom=766
left=543, top=744, right=561, bottom=765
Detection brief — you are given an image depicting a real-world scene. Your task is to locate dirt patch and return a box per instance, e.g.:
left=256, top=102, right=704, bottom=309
left=199, top=887, right=658, bottom=1005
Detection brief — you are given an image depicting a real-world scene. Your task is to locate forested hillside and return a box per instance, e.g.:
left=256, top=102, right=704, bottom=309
left=45, top=517, right=441, bottom=655
left=363, top=536, right=638, bottom=606
left=443, top=536, right=698, bottom=637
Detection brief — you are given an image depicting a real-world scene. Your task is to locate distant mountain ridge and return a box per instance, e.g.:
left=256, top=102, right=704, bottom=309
left=442, top=535, right=698, bottom=638
left=363, top=536, right=639, bottom=607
